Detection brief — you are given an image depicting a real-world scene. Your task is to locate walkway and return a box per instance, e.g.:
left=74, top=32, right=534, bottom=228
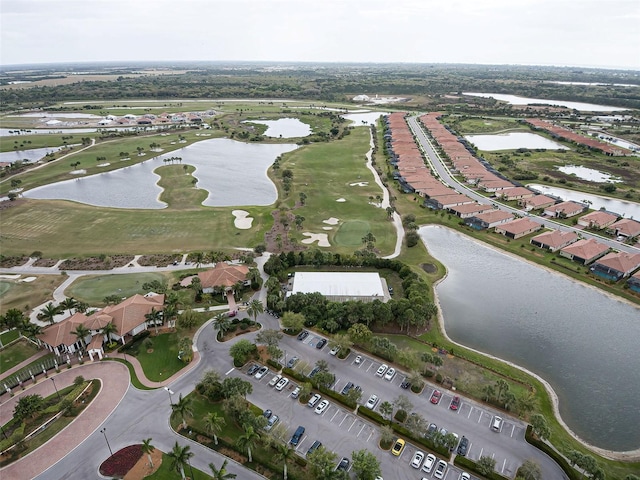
left=0, top=347, right=49, bottom=380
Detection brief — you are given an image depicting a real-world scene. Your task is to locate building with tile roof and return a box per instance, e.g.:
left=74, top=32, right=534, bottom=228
left=530, top=229, right=579, bottom=252
left=519, top=194, right=556, bottom=211
left=590, top=251, right=640, bottom=281
left=494, top=218, right=542, bottom=239
left=544, top=201, right=586, bottom=219
left=577, top=210, right=619, bottom=229
left=465, top=210, right=514, bottom=230
left=559, top=238, right=609, bottom=265
left=608, top=218, right=640, bottom=239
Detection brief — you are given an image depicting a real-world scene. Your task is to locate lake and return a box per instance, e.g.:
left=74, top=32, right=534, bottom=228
left=527, top=184, right=640, bottom=218
left=342, top=111, right=389, bottom=126
left=23, top=138, right=298, bottom=208
left=556, top=165, right=621, bottom=183
left=419, top=225, right=640, bottom=451
left=244, top=117, right=311, bottom=138
left=464, top=132, right=569, bottom=151
left=463, top=92, right=627, bottom=112
left=0, top=146, right=71, bottom=164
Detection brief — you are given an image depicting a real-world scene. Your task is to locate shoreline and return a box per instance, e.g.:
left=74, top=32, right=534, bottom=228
left=423, top=224, right=640, bottom=462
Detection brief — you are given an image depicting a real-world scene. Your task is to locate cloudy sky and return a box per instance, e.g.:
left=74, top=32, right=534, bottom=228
left=1, top=0, right=639, bottom=69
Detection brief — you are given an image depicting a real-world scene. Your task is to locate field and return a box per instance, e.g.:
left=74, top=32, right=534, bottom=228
left=65, top=272, right=170, bottom=305
left=0, top=275, right=67, bottom=315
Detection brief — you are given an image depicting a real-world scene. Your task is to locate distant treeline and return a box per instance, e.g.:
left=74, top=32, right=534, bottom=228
left=1, top=63, right=639, bottom=110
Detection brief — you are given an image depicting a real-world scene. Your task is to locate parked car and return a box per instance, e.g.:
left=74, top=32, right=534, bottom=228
left=426, top=423, right=437, bottom=437
left=341, top=381, right=354, bottom=395
left=422, top=453, right=436, bottom=473
left=449, top=432, right=459, bottom=452
left=354, top=355, right=362, bottom=364
left=410, top=450, right=425, bottom=468
left=433, top=460, right=448, bottom=479
left=247, top=364, right=260, bottom=376
left=297, top=330, right=309, bottom=340
left=457, top=436, right=469, bottom=456
left=365, top=394, right=379, bottom=409
left=430, top=389, right=442, bottom=404
left=491, top=415, right=503, bottom=432
left=384, top=367, right=396, bottom=381
left=287, top=356, right=299, bottom=368
left=316, top=338, right=327, bottom=349
left=391, top=438, right=405, bottom=456
left=315, top=399, right=330, bottom=414
left=264, top=414, right=279, bottom=431
left=275, top=377, right=289, bottom=391
left=400, top=379, right=411, bottom=389
left=268, top=374, right=282, bottom=387
left=289, top=426, right=305, bottom=446
left=255, top=366, right=269, bottom=379
left=459, top=472, right=471, bottom=480
left=290, top=386, right=301, bottom=399
left=375, top=364, right=388, bottom=377
left=262, top=409, right=272, bottom=419
left=307, top=393, right=321, bottom=408
left=306, top=440, right=322, bottom=456
left=308, top=366, right=320, bottom=378
left=329, top=345, right=340, bottom=356
left=336, top=457, right=350, bottom=471
left=450, top=395, right=461, bottom=410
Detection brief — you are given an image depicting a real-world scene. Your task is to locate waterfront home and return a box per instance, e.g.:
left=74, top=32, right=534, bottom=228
left=494, top=217, right=542, bottom=239
left=425, top=193, right=475, bottom=210
left=590, top=252, right=640, bottom=281
left=543, top=201, right=586, bottom=219
left=530, top=229, right=579, bottom=252
left=448, top=202, right=496, bottom=219
left=519, top=194, right=556, bottom=211
left=628, top=270, right=640, bottom=293
left=608, top=218, right=640, bottom=239
left=477, top=179, right=516, bottom=192
left=577, top=210, right=619, bottom=229
left=559, top=238, right=609, bottom=264
left=465, top=210, right=514, bottom=230
left=499, top=187, right=536, bottom=201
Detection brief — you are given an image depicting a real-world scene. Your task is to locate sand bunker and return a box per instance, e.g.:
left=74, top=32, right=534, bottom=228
left=70, top=169, right=86, bottom=175
left=322, top=227, right=333, bottom=230
left=301, top=232, right=331, bottom=247
left=336, top=198, right=346, bottom=202
left=232, top=210, right=254, bottom=229
left=97, top=163, right=110, bottom=167
left=323, top=217, right=340, bottom=225
left=350, top=182, right=369, bottom=187
left=0, top=274, right=21, bottom=280
left=20, top=277, right=37, bottom=283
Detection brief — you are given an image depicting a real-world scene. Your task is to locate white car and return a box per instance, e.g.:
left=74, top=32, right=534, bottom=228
left=375, top=364, right=388, bottom=377
left=329, top=345, right=340, bottom=356
left=384, top=367, right=396, bottom=381
left=254, top=366, right=269, bottom=379
left=268, top=374, right=282, bottom=387
left=459, top=473, right=471, bottom=480
left=290, top=386, right=301, bottom=399
left=275, top=377, right=289, bottom=391
left=307, top=393, right=321, bottom=408
left=354, top=355, right=362, bottom=364
left=314, top=399, right=330, bottom=414
left=422, top=453, right=436, bottom=473
left=365, top=394, right=379, bottom=409
left=410, top=450, right=425, bottom=468
left=433, top=460, right=448, bottom=479
left=491, top=415, right=503, bottom=432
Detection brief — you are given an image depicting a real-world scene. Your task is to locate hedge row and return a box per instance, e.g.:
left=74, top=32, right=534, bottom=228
left=281, top=367, right=357, bottom=410
left=524, top=425, right=582, bottom=480
left=118, top=330, right=150, bottom=353
left=454, top=455, right=509, bottom=480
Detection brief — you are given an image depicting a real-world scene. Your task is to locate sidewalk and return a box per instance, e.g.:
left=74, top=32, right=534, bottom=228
left=108, top=350, right=201, bottom=388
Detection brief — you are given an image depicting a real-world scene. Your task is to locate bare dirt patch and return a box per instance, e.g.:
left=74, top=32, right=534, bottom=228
left=59, top=255, right=134, bottom=270
left=0, top=256, right=28, bottom=268
left=137, top=254, right=180, bottom=267
left=264, top=209, right=305, bottom=254
left=421, top=263, right=437, bottom=274
left=33, top=258, right=58, bottom=267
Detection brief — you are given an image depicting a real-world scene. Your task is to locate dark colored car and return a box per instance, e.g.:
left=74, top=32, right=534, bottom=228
left=290, top=426, right=305, bottom=446
left=316, top=338, right=327, bottom=349
left=450, top=395, right=461, bottom=411
left=336, top=457, right=350, bottom=471
left=262, top=409, right=272, bottom=419
left=427, top=423, right=438, bottom=437
left=297, top=330, right=309, bottom=341
left=247, top=364, right=260, bottom=376
left=307, top=440, right=322, bottom=456
left=457, top=436, right=469, bottom=456
left=341, top=382, right=354, bottom=395
left=400, top=379, right=411, bottom=389
left=308, top=366, right=320, bottom=378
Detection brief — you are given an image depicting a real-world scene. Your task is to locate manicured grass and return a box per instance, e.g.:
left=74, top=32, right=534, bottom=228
left=0, top=338, right=39, bottom=374
left=66, top=272, right=170, bottom=306
left=107, top=358, right=154, bottom=390
left=0, top=275, right=67, bottom=315
left=0, top=281, right=11, bottom=297
left=143, top=453, right=212, bottom=480
left=129, top=333, right=187, bottom=382
left=1, top=134, right=98, bottom=153
left=334, top=220, right=371, bottom=247
left=0, top=329, right=20, bottom=345
left=156, top=164, right=208, bottom=209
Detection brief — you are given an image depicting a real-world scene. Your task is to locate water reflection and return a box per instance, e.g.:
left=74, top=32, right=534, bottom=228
left=464, top=132, right=569, bottom=151
left=243, top=118, right=311, bottom=138
left=0, top=146, right=71, bottom=164
left=463, top=92, right=627, bottom=112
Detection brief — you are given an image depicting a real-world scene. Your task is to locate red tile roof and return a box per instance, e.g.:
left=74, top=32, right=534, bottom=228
left=594, top=251, right=640, bottom=275
left=560, top=238, right=609, bottom=261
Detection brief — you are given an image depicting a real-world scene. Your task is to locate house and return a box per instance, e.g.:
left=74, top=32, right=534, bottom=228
left=37, top=293, right=165, bottom=361
left=181, top=262, right=250, bottom=293
left=543, top=201, right=586, bottom=219
left=590, top=252, right=640, bottom=281
left=530, top=229, right=579, bottom=252
left=477, top=179, right=515, bottom=192
left=577, top=210, right=618, bottom=229
left=559, top=238, right=609, bottom=264
left=465, top=210, right=514, bottom=230
left=519, top=194, right=556, bottom=211
left=499, top=187, right=536, bottom=201
left=608, top=218, right=640, bottom=239
left=494, top=218, right=542, bottom=239
left=425, top=193, right=474, bottom=210
left=627, top=270, right=640, bottom=293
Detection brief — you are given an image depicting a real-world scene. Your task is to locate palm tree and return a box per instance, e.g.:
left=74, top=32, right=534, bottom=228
left=145, top=307, right=163, bottom=335
left=167, top=441, right=193, bottom=480
left=236, top=424, right=260, bottom=463
left=209, top=459, right=237, bottom=479
left=246, top=299, right=264, bottom=323
left=141, top=438, right=155, bottom=468
left=19, top=319, right=42, bottom=340
left=274, top=442, right=295, bottom=480
left=71, top=324, right=90, bottom=348
left=194, top=251, right=204, bottom=268
left=204, top=411, right=226, bottom=445
left=171, top=394, right=192, bottom=430
left=101, top=321, right=118, bottom=344
left=59, top=297, right=78, bottom=316
left=212, top=312, right=231, bottom=339
left=40, top=303, right=60, bottom=325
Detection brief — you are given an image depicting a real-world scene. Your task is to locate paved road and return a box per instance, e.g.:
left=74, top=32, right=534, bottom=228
left=405, top=115, right=639, bottom=255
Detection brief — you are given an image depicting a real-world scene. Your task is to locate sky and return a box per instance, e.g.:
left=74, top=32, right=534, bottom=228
left=1, top=0, right=639, bottom=69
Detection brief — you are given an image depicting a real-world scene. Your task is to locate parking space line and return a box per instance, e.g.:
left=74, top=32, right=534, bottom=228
left=478, top=447, right=484, bottom=458
left=477, top=412, right=483, bottom=423
left=511, top=424, right=515, bottom=437
left=348, top=418, right=357, bottom=431
left=467, top=407, right=473, bottom=418
left=357, top=424, right=365, bottom=436
left=366, top=430, right=373, bottom=442
left=225, top=367, right=235, bottom=375
left=330, top=410, right=340, bottom=422
left=339, top=414, right=349, bottom=426
left=467, top=443, right=473, bottom=457
left=366, top=363, right=373, bottom=373
left=501, top=458, right=507, bottom=473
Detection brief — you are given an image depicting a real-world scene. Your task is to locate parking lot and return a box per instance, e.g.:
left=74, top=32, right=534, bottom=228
left=238, top=330, right=561, bottom=479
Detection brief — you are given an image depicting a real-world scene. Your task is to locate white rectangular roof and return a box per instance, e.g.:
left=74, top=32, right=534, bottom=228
left=291, top=272, right=385, bottom=298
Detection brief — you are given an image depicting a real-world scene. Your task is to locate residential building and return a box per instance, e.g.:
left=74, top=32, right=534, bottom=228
left=181, top=262, right=250, bottom=293
left=465, top=210, right=514, bottom=230
left=448, top=203, right=496, bottom=218
left=519, top=194, right=556, bottom=211
left=499, top=187, right=536, bottom=201
left=608, top=218, right=640, bottom=239
left=559, top=238, right=609, bottom=264
left=577, top=210, right=619, bottom=229
left=494, top=218, right=542, bottom=239
left=590, top=252, right=640, bottom=281
left=543, top=201, right=586, bottom=219
left=530, top=229, right=579, bottom=252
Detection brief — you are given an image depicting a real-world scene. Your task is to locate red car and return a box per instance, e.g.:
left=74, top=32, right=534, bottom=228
left=430, top=390, right=442, bottom=405
left=450, top=395, right=461, bottom=410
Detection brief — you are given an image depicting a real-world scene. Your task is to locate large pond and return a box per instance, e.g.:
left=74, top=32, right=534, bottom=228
left=0, top=146, right=71, bottom=164
left=342, top=111, right=389, bottom=126
left=419, top=225, right=640, bottom=451
left=527, top=184, right=640, bottom=219
left=7, top=112, right=104, bottom=119
left=244, top=118, right=311, bottom=138
left=23, top=138, right=298, bottom=208
left=464, top=132, right=569, bottom=151
left=556, top=165, right=621, bottom=183
left=463, top=92, right=627, bottom=112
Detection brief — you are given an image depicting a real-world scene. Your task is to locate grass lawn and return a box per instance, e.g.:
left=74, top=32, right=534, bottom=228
left=0, top=133, right=99, bottom=153
left=0, top=275, right=67, bottom=315
left=0, top=338, right=39, bottom=374
left=129, top=332, right=186, bottom=382
left=0, top=329, right=20, bottom=346
left=0, top=281, right=11, bottom=297
left=143, top=453, right=211, bottom=480
left=66, top=272, right=170, bottom=306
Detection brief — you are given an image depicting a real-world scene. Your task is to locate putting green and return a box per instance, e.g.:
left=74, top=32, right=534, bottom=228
left=66, top=272, right=168, bottom=305
left=334, top=220, right=371, bottom=247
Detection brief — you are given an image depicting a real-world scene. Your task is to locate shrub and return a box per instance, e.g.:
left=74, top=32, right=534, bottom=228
left=524, top=425, right=582, bottom=480
left=454, top=455, right=509, bottom=480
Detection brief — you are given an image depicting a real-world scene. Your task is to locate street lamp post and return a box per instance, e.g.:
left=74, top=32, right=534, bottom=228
left=164, top=386, right=174, bottom=404
left=100, top=428, right=113, bottom=457
left=50, top=377, right=60, bottom=400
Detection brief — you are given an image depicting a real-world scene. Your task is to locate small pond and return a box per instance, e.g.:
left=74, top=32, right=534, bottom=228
left=23, top=138, right=298, bottom=209
left=243, top=118, right=311, bottom=138
left=464, top=132, right=569, bottom=151
left=0, top=146, right=72, bottom=164
left=342, top=111, right=389, bottom=126
left=463, top=92, right=627, bottom=112
left=8, top=112, right=104, bottom=119
left=556, top=165, right=622, bottom=183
